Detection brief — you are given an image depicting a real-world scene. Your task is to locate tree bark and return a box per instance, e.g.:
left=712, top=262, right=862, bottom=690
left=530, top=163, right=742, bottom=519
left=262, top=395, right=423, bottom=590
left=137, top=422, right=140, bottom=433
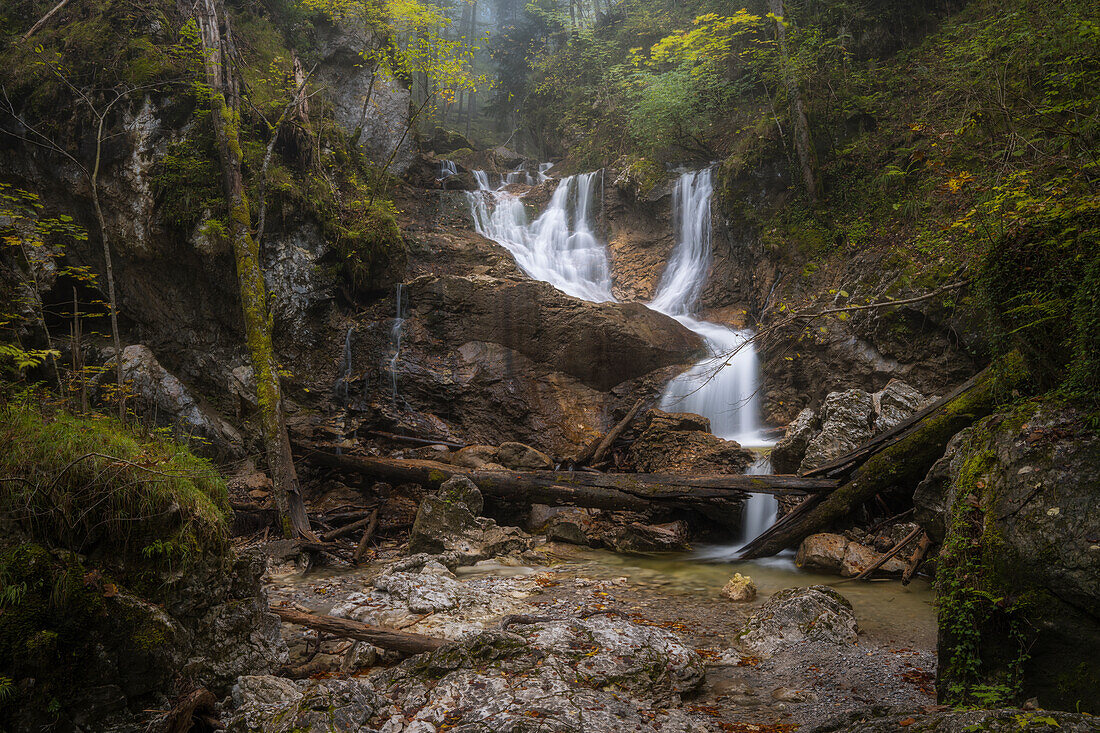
left=768, top=0, right=820, bottom=204
left=271, top=607, right=444, bottom=654
left=740, top=363, right=1020, bottom=559
left=294, top=444, right=835, bottom=513
left=194, top=0, right=312, bottom=539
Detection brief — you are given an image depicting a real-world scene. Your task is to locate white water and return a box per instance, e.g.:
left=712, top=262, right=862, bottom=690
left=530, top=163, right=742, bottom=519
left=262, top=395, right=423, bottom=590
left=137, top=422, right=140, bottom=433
left=646, top=168, right=777, bottom=548
left=466, top=169, right=615, bottom=302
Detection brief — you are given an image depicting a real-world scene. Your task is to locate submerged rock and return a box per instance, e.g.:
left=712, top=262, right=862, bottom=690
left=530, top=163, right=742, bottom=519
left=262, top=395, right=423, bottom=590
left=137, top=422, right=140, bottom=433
left=742, top=586, right=858, bottom=654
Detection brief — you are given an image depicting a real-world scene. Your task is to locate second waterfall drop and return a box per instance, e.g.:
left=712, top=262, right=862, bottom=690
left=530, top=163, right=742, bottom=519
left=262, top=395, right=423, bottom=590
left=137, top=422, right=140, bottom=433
left=648, top=169, right=776, bottom=542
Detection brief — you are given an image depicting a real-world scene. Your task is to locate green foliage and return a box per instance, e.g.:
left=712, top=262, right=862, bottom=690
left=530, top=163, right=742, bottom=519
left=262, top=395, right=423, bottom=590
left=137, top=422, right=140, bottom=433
left=0, top=401, right=229, bottom=565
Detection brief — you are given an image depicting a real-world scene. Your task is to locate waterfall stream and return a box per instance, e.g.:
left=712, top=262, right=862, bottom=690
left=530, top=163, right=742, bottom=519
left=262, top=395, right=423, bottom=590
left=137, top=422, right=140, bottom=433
left=467, top=166, right=775, bottom=545
left=467, top=169, right=615, bottom=302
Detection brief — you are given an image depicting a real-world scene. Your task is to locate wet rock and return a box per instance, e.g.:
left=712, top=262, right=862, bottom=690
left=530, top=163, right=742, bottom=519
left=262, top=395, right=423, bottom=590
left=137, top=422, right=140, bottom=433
left=742, top=586, right=858, bottom=654
left=795, top=533, right=850, bottom=574
left=839, top=541, right=907, bottom=577
left=611, top=521, right=690, bottom=553
left=109, top=344, right=240, bottom=453
left=934, top=403, right=1100, bottom=712
left=450, top=444, right=499, bottom=469
left=770, top=407, right=818, bottom=474
left=872, top=379, right=927, bottom=433
left=495, top=441, right=553, bottom=470
left=405, top=274, right=702, bottom=392
left=799, top=389, right=875, bottom=472
left=629, top=409, right=754, bottom=473
left=721, top=573, right=758, bottom=602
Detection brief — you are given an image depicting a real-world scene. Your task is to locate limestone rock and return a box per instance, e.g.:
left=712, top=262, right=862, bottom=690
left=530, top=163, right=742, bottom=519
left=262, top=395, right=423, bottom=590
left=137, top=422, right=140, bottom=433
left=629, top=409, right=754, bottom=474
left=721, top=573, right=757, bottom=602
left=770, top=407, right=819, bottom=474
left=109, top=345, right=240, bottom=453
left=495, top=441, right=554, bottom=470
left=799, top=389, right=875, bottom=472
left=872, top=378, right=927, bottom=433
left=839, top=541, right=908, bottom=577
left=545, top=508, right=599, bottom=546
left=795, top=533, right=850, bottom=574
left=405, top=274, right=702, bottom=392
left=611, top=520, right=690, bottom=553
left=742, top=586, right=858, bottom=654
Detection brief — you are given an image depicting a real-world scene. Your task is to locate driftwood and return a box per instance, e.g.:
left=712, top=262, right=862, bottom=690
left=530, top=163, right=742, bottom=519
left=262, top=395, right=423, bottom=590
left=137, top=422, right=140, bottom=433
left=580, top=398, right=645, bottom=466
left=836, top=525, right=923, bottom=583
left=902, top=532, right=934, bottom=585
left=293, top=446, right=836, bottom=514
left=324, top=510, right=379, bottom=541
left=353, top=508, right=380, bottom=564
left=271, top=606, right=444, bottom=654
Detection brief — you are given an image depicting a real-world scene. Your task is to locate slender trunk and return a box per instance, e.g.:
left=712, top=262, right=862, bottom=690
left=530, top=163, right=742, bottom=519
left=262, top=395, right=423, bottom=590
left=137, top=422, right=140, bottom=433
left=91, top=112, right=125, bottom=419
left=768, top=0, right=820, bottom=204
left=195, top=0, right=312, bottom=539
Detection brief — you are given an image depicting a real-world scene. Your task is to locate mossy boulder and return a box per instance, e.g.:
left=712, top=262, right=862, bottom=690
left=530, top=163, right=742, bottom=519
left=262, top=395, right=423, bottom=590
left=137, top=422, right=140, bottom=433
left=934, top=401, right=1100, bottom=712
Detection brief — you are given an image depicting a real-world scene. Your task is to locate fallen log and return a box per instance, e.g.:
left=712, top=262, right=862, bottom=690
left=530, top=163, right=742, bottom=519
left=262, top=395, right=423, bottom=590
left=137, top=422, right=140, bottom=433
left=836, top=525, right=923, bottom=583
left=801, top=367, right=989, bottom=479
left=271, top=606, right=444, bottom=654
left=293, top=445, right=837, bottom=514
left=741, top=361, right=1019, bottom=559
left=353, top=508, right=380, bottom=564
left=324, top=511, right=378, bottom=541
left=902, top=532, right=934, bottom=586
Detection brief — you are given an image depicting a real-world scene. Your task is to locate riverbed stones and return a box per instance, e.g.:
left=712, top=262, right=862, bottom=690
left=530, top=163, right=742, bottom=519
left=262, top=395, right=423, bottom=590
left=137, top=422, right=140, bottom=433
left=742, top=586, right=858, bottom=654
left=721, top=573, right=758, bottom=602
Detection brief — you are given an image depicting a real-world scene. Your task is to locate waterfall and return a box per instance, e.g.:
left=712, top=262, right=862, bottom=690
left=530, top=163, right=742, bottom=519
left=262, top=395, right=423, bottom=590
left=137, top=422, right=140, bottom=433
left=389, top=284, right=405, bottom=405
left=466, top=169, right=616, bottom=303
left=438, top=160, right=458, bottom=189
left=648, top=168, right=776, bottom=546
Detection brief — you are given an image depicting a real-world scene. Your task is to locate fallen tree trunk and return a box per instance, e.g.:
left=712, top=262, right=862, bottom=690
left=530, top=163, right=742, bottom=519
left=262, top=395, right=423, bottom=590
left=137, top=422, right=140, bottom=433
left=271, top=607, right=443, bottom=654
left=740, top=362, right=1018, bottom=559
left=294, top=444, right=836, bottom=513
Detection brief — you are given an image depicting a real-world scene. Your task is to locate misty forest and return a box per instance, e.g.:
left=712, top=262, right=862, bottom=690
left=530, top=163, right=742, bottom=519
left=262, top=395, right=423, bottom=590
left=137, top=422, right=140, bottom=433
left=0, top=0, right=1098, bottom=730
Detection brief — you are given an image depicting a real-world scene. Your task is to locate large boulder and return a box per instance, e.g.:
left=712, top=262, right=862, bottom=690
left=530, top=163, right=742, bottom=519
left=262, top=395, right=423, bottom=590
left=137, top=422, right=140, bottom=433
left=407, top=476, right=530, bottom=560
left=405, top=275, right=703, bottom=392
left=931, top=403, right=1100, bottom=712
left=628, top=409, right=754, bottom=473
left=770, top=407, right=818, bottom=473
left=741, top=586, right=859, bottom=654
left=611, top=520, right=691, bottom=553
left=872, top=378, right=928, bottom=432
left=799, top=389, right=875, bottom=472
left=795, top=533, right=908, bottom=577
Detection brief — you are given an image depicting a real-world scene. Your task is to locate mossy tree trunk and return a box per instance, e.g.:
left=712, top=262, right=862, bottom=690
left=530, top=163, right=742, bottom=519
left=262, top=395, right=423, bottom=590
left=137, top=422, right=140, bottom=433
left=768, top=0, right=821, bottom=205
left=740, top=360, right=1024, bottom=559
left=194, top=0, right=312, bottom=539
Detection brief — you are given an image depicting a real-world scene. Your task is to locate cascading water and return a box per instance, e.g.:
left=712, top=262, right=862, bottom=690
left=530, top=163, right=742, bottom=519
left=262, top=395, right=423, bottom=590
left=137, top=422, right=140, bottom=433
left=388, top=284, right=405, bottom=405
left=648, top=168, right=776, bottom=547
left=466, top=169, right=615, bottom=302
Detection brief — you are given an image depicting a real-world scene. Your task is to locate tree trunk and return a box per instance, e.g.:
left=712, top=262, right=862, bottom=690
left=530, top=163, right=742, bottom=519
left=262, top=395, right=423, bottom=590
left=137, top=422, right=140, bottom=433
left=768, top=0, right=820, bottom=204
left=739, top=362, right=1020, bottom=559
left=91, top=113, right=125, bottom=419
left=194, top=0, right=312, bottom=539
left=294, top=445, right=836, bottom=513
left=271, top=607, right=443, bottom=654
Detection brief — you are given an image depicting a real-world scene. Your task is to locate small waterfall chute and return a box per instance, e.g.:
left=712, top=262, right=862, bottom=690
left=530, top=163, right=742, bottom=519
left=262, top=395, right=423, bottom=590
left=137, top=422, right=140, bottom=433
left=466, top=168, right=616, bottom=303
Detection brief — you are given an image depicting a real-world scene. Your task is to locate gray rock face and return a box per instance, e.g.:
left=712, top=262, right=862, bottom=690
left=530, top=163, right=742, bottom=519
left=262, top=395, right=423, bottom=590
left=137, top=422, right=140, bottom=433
left=934, top=404, right=1100, bottom=712
left=742, top=586, right=859, bottom=654
left=770, top=407, right=818, bottom=473
left=226, top=615, right=707, bottom=732
left=799, top=390, right=875, bottom=472
left=872, top=378, right=928, bottom=432
left=317, top=23, right=415, bottom=175
left=111, top=344, right=240, bottom=453
left=262, top=223, right=335, bottom=340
